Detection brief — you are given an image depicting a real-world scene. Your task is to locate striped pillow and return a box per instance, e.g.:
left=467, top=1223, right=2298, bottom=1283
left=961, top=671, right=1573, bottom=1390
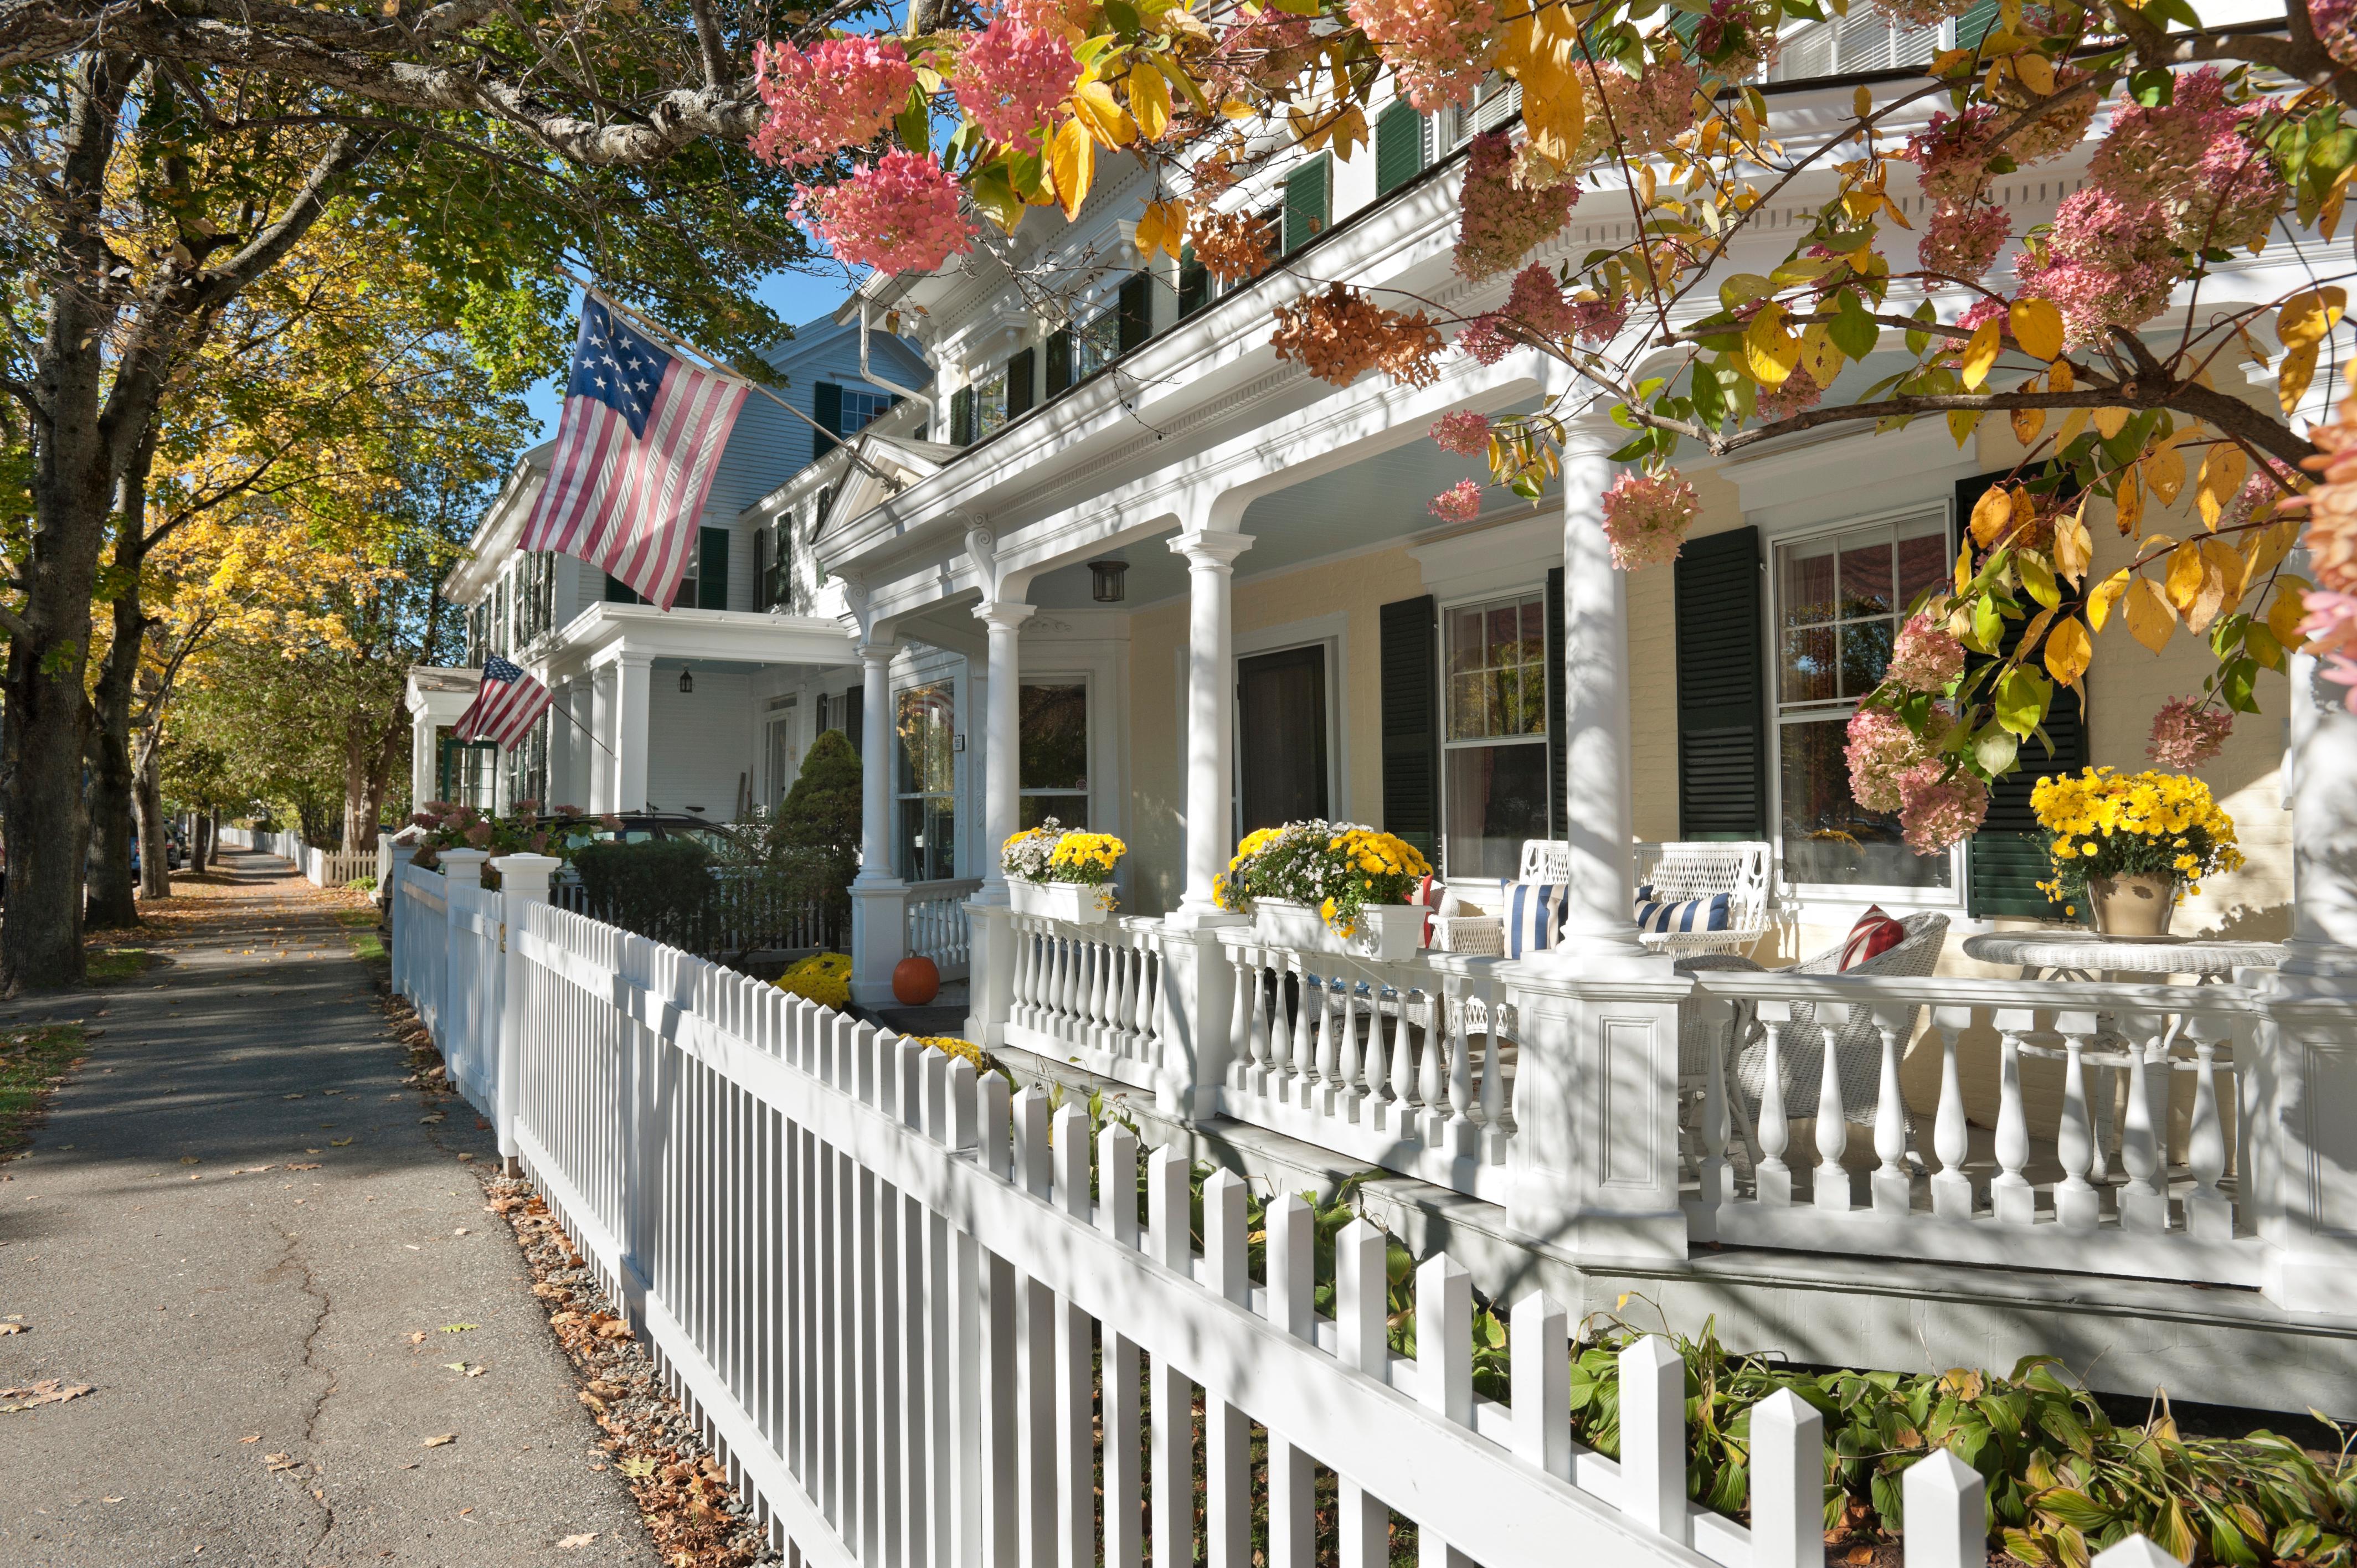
left=1840, top=905, right=1906, bottom=970
left=1409, top=873, right=1445, bottom=943
left=1635, top=892, right=1731, bottom=935
left=1506, top=882, right=1569, bottom=957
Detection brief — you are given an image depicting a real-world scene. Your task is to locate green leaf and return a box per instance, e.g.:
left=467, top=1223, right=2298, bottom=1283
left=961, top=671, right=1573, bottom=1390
left=1995, top=667, right=2053, bottom=739
left=1974, top=724, right=2020, bottom=777
left=1829, top=288, right=1880, bottom=360
left=2018, top=551, right=2060, bottom=610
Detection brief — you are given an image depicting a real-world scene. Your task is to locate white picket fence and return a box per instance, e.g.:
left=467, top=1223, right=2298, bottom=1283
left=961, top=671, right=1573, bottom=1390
left=393, top=856, right=2189, bottom=1568
left=220, top=824, right=378, bottom=888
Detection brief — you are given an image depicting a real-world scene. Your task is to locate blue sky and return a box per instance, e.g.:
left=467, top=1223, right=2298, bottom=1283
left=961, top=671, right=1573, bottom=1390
left=518, top=269, right=861, bottom=446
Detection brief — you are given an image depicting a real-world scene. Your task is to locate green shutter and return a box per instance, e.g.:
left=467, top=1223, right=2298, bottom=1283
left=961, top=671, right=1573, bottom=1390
left=1117, top=272, right=1151, bottom=352
left=1954, top=0, right=1999, bottom=50
left=1957, top=472, right=2083, bottom=918
left=1045, top=328, right=1073, bottom=396
left=697, top=525, right=729, bottom=610
left=1675, top=526, right=1769, bottom=838
left=1283, top=154, right=1332, bottom=253
left=604, top=573, right=640, bottom=605
left=1006, top=347, right=1036, bottom=418
left=950, top=386, right=975, bottom=446
left=1546, top=565, right=1568, bottom=837
left=1177, top=246, right=1210, bottom=318
left=752, top=527, right=770, bottom=612
left=845, top=685, right=863, bottom=757
left=813, top=380, right=843, bottom=464
left=1375, top=100, right=1426, bottom=196
left=1379, top=595, right=1441, bottom=860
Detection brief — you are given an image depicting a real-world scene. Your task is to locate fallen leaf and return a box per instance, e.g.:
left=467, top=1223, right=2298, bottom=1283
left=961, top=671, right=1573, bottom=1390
left=453, top=1228, right=469, bottom=1237
left=0, top=1323, right=24, bottom=1337
left=264, top=1452, right=300, bottom=1471
left=179, top=1156, right=200, bottom=1166
left=283, top=1093, right=304, bottom=1100
left=422, top=1433, right=457, bottom=1448
left=441, top=1323, right=477, bottom=1333
left=330, top=1138, right=353, bottom=1147
left=0, top=1380, right=92, bottom=1412
left=287, top=1163, right=321, bottom=1171
left=240, top=1435, right=262, bottom=1443
left=559, top=1534, right=598, bottom=1550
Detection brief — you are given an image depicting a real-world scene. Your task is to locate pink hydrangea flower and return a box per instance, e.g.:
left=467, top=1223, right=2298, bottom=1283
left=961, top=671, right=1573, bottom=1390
left=1428, top=479, right=1485, bottom=523
left=1345, top=0, right=1500, bottom=111
left=1455, top=313, right=1514, bottom=365
left=1429, top=411, right=1493, bottom=456
left=1584, top=61, right=1701, bottom=159
left=750, top=38, right=917, bottom=167
left=2145, top=698, right=2234, bottom=769
left=2299, top=587, right=2357, bottom=661
left=1918, top=202, right=2010, bottom=282
left=2091, top=68, right=2283, bottom=253
left=1572, top=293, right=1630, bottom=345
left=1896, top=762, right=1989, bottom=855
left=2315, top=0, right=2357, bottom=64
left=1845, top=707, right=1928, bottom=813
left=1886, top=612, right=1965, bottom=694
left=2014, top=187, right=2186, bottom=348
left=1756, top=364, right=1825, bottom=424
left=1502, top=263, right=1578, bottom=334
left=798, top=152, right=976, bottom=276
left=1696, top=0, right=1774, bottom=78
left=955, top=17, right=1079, bottom=146
left=1905, top=106, right=2001, bottom=203
left=1599, top=468, right=1701, bottom=570
left=1454, top=132, right=1578, bottom=280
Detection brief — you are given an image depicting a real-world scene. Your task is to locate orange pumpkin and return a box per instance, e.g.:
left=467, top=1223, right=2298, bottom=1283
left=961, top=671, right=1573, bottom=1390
left=892, top=954, right=940, bottom=1006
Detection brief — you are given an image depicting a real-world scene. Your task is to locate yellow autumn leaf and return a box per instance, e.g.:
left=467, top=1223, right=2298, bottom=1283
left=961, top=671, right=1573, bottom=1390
left=1509, top=23, right=1588, bottom=167
left=2279, top=341, right=2319, bottom=415
left=2164, top=541, right=2208, bottom=613
left=1051, top=117, right=1095, bottom=219
left=1854, top=85, right=1873, bottom=118
left=2050, top=359, right=2076, bottom=394
left=2203, top=535, right=2247, bottom=612
left=2087, top=568, right=2131, bottom=631
left=2269, top=576, right=2312, bottom=650
left=1960, top=317, right=2002, bottom=389
left=2044, top=616, right=2092, bottom=687
left=2054, top=506, right=2093, bottom=582
left=1954, top=541, right=1974, bottom=596
left=2056, top=407, right=2090, bottom=448
left=2195, top=443, right=2247, bottom=529
left=2094, top=406, right=2129, bottom=439
left=2014, top=50, right=2056, bottom=95
left=1134, top=199, right=1185, bottom=264
left=2125, top=575, right=2178, bottom=652
left=1797, top=323, right=1844, bottom=386
left=1071, top=79, right=1135, bottom=149
left=1126, top=65, right=1172, bottom=143
left=2011, top=404, right=2045, bottom=443
left=2009, top=298, right=2064, bottom=362
left=1743, top=305, right=1799, bottom=386
left=1949, top=409, right=1983, bottom=445
left=2114, top=465, right=2144, bottom=535
left=2243, top=517, right=2299, bottom=586
left=2144, top=440, right=2186, bottom=507
left=2276, top=287, right=2348, bottom=348
left=1969, top=486, right=2014, bottom=546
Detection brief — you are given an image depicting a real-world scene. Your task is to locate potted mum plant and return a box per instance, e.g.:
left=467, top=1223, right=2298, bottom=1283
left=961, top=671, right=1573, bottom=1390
left=1216, top=821, right=1431, bottom=961
left=2031, top=767, right=2245, bottom=938
left=1001, top=818, right=1124, bottom=923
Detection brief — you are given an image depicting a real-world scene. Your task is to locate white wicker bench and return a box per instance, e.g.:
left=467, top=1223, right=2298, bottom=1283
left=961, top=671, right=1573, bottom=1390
left=1425, top=840, right=1574, bottom=957
left=1634, top=840, right=1774, bottom=958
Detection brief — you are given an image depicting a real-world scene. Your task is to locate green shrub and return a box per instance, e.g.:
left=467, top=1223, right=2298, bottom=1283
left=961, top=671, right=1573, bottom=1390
left=347, top=875, right=377, bottom=893
left=752, top=729, right=863, bottom=948
left=573, top=838, right=717, bottom=952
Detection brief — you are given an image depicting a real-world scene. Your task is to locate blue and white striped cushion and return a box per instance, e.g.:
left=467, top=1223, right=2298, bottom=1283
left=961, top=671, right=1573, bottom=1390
left=1634, top=892, right=1731, bottom=935
left=1506, top=882, right=1569, bottom=957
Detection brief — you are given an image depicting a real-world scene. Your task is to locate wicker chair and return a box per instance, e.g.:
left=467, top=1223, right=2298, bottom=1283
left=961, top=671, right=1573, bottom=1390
left=1635, top=840, right=1774, bottom=958
left=1728, top=911, right=1951, bottom=1136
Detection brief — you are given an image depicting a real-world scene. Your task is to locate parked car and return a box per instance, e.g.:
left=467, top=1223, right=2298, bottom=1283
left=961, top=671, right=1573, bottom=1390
left=559, top=812, right=734, bottom=857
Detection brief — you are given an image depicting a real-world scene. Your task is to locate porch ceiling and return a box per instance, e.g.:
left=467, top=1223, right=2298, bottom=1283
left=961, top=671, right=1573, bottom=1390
left=1025, top=401, right=1545, bottom=610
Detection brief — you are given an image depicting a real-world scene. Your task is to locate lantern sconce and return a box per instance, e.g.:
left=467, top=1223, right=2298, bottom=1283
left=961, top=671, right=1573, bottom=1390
left=678, top=666, right=694, bottom=694
left=1089, top=559, right=1129, bottom=603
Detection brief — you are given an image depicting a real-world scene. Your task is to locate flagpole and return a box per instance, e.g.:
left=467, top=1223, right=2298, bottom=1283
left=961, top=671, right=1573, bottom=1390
left=553, top=266, right=911, bottom=497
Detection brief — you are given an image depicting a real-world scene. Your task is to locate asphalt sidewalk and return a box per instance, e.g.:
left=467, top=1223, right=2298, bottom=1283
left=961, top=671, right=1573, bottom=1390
left=0, top=849, right=657, bottom=1567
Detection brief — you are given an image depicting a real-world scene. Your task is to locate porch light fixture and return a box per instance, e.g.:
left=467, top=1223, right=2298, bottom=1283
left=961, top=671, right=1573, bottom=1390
left=678, top=667, right=694, bottom=694
left=1089, top=559, right=1128, bottom=603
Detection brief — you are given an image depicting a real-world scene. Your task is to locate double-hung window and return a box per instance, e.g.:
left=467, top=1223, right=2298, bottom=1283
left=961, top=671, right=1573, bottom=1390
left=1772, top=508, right=1954, bottom=891
left=1019, top=683, right=1088, bottom=829
left=1441, top=592, right=1550, bottom=880
left=895, top=683, right=957, bottom=881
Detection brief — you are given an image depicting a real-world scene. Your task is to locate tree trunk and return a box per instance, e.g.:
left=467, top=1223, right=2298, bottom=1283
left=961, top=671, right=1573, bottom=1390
left=85, top=441, right=155, bottom=930
left=134, top=744, right=169, bottom=900
left=189, top=806, right=210, bottom=874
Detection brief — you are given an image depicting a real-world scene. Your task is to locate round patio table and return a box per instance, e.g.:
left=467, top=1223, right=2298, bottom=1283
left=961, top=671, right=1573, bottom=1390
left=1959, top=929, right=2285, bottom=982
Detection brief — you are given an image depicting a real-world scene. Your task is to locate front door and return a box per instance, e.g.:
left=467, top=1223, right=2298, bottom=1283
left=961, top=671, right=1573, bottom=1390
left=1236, top=645, right=1330, bottom=833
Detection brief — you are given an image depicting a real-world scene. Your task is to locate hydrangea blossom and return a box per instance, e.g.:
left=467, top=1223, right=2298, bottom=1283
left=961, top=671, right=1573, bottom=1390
left=1695, top=0, right=1774, bottom=78
left=2089, top=68, right=2283, bottom=252
left=1454, top=132, right=1578, bottom=280
left=2001, top=65, right=2100, bottom=167
left=1875, top=0, right=1984, bottom=25
left=798, top=152, right=976, bottom=276
left=2315, top=0, right=2357, bottom=64
left=955, top=17, right=1080, bottom=145
left=1429, top=411, right=1493, bottom=456
left=1599, top=468, right=1700, bottom=570
left=1343, top=0, right=1500, bottom=111
left=2146, top=698, right=2234, bottom=768
left=1905, top=106, right=2001, bottom=203
left=1756, top=364, right=1825, bottom=423
left=1571, top=293, right=1631, bottom=345
left=1455, top=312, right=1514, bottom=365
left=1886, top=612, right=1965, bottom=693
left=1918, top=201, right=2010, bottom=282
left=2014, top=187, right=2186, bottom=347
left=1502, top=262, right=1579, bottom=335
left=1845, top=708, right=1927, bottom=812
left=1896, top=762, right=1989, bottom=854
left=749, top=38, right=916, bottom=167
left=2286, top=389, right=2357, bottom=710
left=1428, top=479, right=1485, bottom=523
left=1583, top=61, right=1702, bottom=159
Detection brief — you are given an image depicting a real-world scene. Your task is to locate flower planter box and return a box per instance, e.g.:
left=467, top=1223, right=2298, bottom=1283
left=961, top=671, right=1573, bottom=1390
left=1252, top=898, right=1425, bottom=962
left=1010, top=879, right=1115, bottom=924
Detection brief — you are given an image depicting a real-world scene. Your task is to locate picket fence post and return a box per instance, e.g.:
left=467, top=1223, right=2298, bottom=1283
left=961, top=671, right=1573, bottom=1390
left=496, top=854, right=561, bottom=1173
left=439, top=849, right=489, bottom=1060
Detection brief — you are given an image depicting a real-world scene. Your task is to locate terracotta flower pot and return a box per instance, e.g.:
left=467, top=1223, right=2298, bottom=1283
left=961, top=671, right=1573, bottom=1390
left=2087, top=873, right=2178, bottom=937
left=892, top=955, right=941, bottom=1006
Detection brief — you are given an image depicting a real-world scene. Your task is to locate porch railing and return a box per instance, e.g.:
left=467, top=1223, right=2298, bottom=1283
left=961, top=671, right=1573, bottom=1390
left=1681, top=969, right=2272, bottom=1289
left=1005, top=914, right=1169, bottom=1090
left=905, top=876, right=980, bottom=981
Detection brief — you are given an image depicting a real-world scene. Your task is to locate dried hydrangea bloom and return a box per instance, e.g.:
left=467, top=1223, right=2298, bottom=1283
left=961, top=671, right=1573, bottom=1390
left=1897, top=763, right=1989, bottom=854
left=1429, top=411, right=1493, bottom=456
left=1599, top=468, right=1701, bottom=570
left=1453, top=132, right=1578, bottom=281
left=1917, top=201, right=2010, bottom=282
left=797, top=152, right=976, bottom=276
left=1343, top=0, right=1501, bottom=111
left=2145, top=698, right=2234, bottom=769
left=954, top=17, right=1080, bottom=146
left=749, top=38, right=915, bottom=167
left=1885, top=612, right=1966, bottom=694
left=1269, top=283, right=1444, bottom=388
left=1428, top=479, right=1485, bottom=523
left=1845, top=706, right=1929, bottom=813
left=2013, top=187, right=2186, bottom=347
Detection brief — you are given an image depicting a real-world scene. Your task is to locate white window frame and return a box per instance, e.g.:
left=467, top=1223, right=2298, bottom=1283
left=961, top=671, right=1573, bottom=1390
left=1763, top=499, right=1965, bottom=910
left=1437, top=587, right=1552, bottom=885
left=1216, top=612, right=1349, bottom=837
left=893, top=676, right=960, bottom=883
left=1016, top=677, right=1092, bottom=831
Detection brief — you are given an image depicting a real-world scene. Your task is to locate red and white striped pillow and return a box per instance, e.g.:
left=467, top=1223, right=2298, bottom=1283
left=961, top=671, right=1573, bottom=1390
left=1839, top=905, right=1906, bottom=971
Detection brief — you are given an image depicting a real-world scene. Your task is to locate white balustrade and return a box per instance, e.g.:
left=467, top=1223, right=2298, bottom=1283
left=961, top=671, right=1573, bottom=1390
left=904, top=878, right=979, bottom=981
left=1003, top=914, right=1167, bottom=1087
left=1686, top=970, right=2270, bottom=1288
left=1217, top=934, right=1517, bottom=1203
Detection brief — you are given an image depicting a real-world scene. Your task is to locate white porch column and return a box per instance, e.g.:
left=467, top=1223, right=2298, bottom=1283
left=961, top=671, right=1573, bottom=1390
left=543, top=680, right=573, bottom=809
left=562, top=680, right=595, bottom=811
left=974, top=601, right=1035, bottom=902
left=1167, top=528, right=1254, bottom=922
left=613, top=653, right=653, bottom=813
left=410, top=710, right=439, bottom=808
left=1554, top=428, right=1645, bottom=950
left=589, top=664, right=617, bottom=814
left=850, top=636, right=908, bottom=1007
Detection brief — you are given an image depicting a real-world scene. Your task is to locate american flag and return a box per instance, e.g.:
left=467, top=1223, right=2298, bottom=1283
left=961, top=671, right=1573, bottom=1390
left=452, top=654, right=553, bottom=752
left=519, top=296, right=748, bottom=611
